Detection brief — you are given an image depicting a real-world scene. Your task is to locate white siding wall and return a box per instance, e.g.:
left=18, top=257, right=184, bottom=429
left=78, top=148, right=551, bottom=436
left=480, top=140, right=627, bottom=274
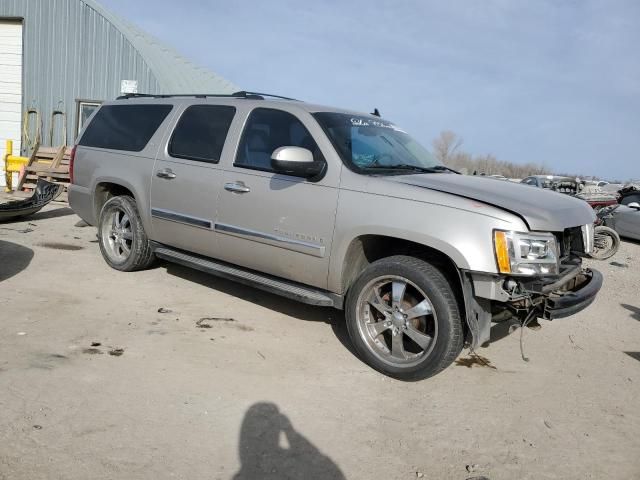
left=0, top=20, right=22, bottom=188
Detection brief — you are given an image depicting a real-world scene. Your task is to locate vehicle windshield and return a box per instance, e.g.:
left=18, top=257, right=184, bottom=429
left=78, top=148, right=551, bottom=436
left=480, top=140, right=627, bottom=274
left=313, top=112, right=443, bottom=174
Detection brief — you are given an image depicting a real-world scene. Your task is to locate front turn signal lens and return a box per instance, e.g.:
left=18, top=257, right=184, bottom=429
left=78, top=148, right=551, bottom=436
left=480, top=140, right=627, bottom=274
left=494, top=230, right=511, bottom=274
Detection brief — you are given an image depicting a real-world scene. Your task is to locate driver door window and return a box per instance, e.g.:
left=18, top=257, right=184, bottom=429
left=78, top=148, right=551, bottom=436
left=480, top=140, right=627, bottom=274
left=235, top=108, right=324, bottom=172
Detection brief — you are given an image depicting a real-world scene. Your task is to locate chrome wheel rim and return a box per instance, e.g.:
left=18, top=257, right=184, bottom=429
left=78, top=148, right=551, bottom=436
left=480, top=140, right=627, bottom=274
left=356, top=275, right=437, bottom=367
left=101, top=207, right=133, bottom=263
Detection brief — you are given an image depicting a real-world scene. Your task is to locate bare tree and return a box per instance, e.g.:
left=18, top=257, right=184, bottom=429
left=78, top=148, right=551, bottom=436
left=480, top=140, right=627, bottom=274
left=432, top=130, right=463, bottom=164
left=430, top=131, right=552, bottom=178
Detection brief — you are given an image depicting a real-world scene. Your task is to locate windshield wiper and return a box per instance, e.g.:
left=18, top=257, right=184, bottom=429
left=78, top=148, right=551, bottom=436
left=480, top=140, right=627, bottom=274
left=365, top=164, right=458, bottom=174
left=428, top=165, right=460, bottom=174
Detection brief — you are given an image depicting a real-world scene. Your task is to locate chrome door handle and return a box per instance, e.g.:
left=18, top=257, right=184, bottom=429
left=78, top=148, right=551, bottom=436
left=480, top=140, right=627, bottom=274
left=156, top=168, right=176, bottom=179
left=224, top=182, right=251, bottom=193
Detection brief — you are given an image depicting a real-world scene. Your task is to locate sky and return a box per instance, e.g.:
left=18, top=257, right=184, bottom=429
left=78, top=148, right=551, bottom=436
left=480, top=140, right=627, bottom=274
left=99, top=0, right=640, bottom=181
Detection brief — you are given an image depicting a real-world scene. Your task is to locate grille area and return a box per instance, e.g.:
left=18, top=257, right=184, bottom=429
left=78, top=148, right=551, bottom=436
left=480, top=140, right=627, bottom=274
left=555, top=226, right=585, bottom=260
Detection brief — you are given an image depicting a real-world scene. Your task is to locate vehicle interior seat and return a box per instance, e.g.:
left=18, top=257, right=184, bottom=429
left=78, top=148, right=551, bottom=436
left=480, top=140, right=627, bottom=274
left=243, top=129, right=272, bottom=169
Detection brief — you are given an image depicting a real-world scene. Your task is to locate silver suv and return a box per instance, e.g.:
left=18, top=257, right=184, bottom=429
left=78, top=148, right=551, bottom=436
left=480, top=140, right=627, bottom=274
left=69, top=91, right=602, bottom=380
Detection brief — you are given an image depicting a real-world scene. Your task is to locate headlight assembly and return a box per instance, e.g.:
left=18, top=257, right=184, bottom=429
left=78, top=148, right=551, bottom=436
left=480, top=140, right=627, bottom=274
left=493, top=230, right=559, bottom=275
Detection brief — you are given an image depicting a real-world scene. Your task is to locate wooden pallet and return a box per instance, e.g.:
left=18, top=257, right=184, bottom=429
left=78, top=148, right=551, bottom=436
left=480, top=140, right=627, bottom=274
left=17, top=143, right=71, bottom=201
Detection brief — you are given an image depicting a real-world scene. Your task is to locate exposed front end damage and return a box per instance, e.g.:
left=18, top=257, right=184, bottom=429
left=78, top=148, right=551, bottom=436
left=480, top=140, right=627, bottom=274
left=459, top=220, right=603, bottom=349
left=461, top=263, right=603, bottom=350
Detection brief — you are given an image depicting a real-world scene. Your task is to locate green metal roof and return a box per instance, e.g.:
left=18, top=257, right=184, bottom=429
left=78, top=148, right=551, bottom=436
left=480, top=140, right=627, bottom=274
left=87, top=0, right=239, bottom=94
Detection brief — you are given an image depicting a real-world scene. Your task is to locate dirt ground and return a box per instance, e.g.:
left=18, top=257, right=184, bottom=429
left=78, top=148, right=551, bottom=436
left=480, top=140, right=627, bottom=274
left=1, top=201, right=639, bottom=480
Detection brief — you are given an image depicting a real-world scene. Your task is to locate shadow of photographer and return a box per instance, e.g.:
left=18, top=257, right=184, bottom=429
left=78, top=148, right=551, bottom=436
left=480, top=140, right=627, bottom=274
left=233, top=402, right=345, bottom=480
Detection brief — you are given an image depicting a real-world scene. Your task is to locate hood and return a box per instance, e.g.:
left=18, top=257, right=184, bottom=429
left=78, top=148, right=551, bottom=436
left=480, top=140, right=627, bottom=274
left=386, top=174, right=595, bottom=231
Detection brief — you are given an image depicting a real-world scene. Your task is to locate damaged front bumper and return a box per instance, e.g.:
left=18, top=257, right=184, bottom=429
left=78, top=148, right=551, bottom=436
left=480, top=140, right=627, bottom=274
left=542, top=268, right=602, bottom=319
left=461, top=265, right=603, bottom=349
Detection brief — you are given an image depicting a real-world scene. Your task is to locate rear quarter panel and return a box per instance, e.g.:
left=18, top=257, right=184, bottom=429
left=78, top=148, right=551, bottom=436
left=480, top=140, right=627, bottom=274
left=74, top=148, right=156, bottom=230
left=70, top=101, right=180, bottom=231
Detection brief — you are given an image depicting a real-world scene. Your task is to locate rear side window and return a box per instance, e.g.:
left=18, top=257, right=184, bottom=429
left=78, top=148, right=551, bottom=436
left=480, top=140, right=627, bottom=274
left=169, top=105, right=236, bottom=163
left=79, top=104, right=172, bottom=152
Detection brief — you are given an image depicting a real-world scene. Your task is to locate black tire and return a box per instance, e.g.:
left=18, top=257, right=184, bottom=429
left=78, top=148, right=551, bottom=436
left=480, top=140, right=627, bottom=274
left=98, top=195, right=155, bottom=271
left=345, top=255, right=464, bottom=381
left=590, top=226, right=620, bottom=260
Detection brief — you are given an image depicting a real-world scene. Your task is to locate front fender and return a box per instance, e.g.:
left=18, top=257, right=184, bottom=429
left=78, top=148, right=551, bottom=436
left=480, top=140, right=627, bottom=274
left=328, top=189, right=527, bottom=293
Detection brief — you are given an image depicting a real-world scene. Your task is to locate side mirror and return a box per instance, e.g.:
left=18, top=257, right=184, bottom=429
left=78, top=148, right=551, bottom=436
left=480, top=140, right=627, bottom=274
left=628, top=202, right=640, bottom=210
left=271, top=146, right=324, bottom=178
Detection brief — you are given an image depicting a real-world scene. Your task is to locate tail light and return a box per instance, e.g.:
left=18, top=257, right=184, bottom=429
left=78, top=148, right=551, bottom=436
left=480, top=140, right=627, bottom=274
left=69, top=145, right=77, bottom=184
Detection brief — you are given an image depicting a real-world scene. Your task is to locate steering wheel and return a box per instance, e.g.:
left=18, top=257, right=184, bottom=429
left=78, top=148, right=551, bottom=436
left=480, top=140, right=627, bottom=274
left=368, top=153, right=394, bottom=167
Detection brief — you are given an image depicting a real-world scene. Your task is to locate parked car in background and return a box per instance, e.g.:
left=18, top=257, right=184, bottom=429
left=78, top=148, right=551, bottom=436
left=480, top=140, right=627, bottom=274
left=618, top=185, right=640, bottom=206
left=520, top=175, right=579, bottom=194
left=602, top=203, right=640, bottom=241
left=521, top=175, right=619, bottom=210
left=601, top=183, right=624, bottom=194
left=69, top=91, right=602, bottom=380
left=487, top=174, right=508, bottom=181
left=575, top=187, right=619, bottom=211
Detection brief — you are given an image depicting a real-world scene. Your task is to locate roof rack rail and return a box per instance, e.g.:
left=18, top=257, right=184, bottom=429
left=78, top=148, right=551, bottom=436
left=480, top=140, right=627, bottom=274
left=116, top=91, right=299, bottom=101
left=231, top=91, right=299, bottom=101
left=116, top=93, right=237, bottom=100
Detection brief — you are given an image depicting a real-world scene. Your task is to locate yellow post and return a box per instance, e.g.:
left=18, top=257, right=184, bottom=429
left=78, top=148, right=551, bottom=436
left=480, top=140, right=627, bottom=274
left=3, top=140, right=30, bottom=193
left=3, top=139, right=12, bottom=193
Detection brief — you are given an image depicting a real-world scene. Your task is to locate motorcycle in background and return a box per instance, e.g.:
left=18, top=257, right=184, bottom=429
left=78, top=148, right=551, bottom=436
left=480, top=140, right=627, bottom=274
left=590, top=205, right=621, bottom=260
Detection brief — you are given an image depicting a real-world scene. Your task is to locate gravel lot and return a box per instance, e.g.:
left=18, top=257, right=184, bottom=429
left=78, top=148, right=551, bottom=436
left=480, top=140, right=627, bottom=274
left=1, top=201, right=639, bottom=480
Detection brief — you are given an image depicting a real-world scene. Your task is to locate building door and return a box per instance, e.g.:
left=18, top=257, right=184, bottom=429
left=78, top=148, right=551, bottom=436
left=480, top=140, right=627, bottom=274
left=0, top=20, right=22, bottom=189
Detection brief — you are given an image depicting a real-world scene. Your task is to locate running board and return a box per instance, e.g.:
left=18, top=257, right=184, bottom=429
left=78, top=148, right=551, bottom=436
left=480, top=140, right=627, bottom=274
left=153, top=246, right=341, bottom=308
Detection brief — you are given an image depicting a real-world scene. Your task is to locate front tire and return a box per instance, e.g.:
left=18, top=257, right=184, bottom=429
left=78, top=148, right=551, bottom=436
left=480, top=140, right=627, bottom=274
left=345, top=256, right=464, bottom=380
left=98, top=195, right=155, bottom=271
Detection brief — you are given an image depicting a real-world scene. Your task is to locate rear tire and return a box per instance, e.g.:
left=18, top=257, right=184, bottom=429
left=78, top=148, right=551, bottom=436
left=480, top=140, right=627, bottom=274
left=590, top=225, right=620, bottom=260
left=98, top=195, right=155, bottom=271
left=345, top=255, right=463, bottom=381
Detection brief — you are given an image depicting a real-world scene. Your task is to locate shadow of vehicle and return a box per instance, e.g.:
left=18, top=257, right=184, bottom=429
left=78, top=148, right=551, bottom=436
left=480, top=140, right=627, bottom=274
left=233, top=402, right=345, bottom=480
left=490, top=317, right=543, bottom=344
left=27, top=206, right=75, bottom=221
left=621, top=304, right=640, bottom=322
left=490, top=319, right=519, bottom=343
left=620, top=236, right=640, bottom=246
left=0, top=240, right=34, bottom=282
left=624, top=352, right=640, bottom=363
left=163, top=262, right=355, bottom=357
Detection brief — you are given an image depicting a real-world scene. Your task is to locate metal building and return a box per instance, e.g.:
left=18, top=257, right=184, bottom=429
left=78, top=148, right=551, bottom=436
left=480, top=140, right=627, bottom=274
left=0, top=0, right=237, bottom=185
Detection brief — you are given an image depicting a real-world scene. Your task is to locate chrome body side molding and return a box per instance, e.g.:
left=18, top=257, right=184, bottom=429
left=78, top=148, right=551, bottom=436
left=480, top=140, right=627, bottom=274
left=214, top=222, right=326, bottom=258
left=151, top=208, right=212, bottom=229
